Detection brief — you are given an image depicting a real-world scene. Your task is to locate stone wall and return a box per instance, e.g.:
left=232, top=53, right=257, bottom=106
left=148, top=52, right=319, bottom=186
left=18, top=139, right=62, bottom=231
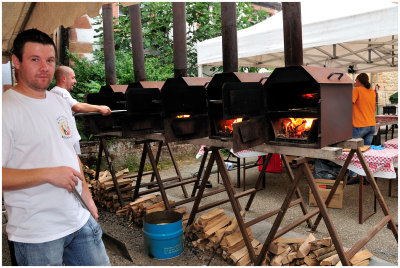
left=80, top=138, right=201, bottom=171
left=374, top=71, right=398, bottom=106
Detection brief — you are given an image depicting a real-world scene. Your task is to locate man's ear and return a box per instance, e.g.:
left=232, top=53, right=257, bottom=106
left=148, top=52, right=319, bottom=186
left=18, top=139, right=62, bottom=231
left=11, top=54, right=21, bottom=70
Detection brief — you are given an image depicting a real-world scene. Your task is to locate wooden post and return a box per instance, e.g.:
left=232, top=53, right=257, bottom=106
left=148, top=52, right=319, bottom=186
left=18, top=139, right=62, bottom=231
left=172, top=2, right=188, bottom=77
left=221, top=2, right=238, bottom=72
left=102, top=3, right=117, bottom=85
left=129, top=4, right=147, bottom=82
left=282, top=2, right=303, bottom=66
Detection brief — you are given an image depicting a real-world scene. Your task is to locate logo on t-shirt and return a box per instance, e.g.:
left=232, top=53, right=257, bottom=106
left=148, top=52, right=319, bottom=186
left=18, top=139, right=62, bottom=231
left=57, top=116, right=72, bottom=139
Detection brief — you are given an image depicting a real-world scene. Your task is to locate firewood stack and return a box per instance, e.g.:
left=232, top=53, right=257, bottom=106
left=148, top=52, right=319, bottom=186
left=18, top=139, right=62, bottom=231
left=121, top=194, right=189, bottom=226
left=83, top=166, right=135, bottom=212
left=186, top=209, right=374, bottom=266
left=185, top=208, right=262, bottom=266
left=260, top=234, right=373, bottom=266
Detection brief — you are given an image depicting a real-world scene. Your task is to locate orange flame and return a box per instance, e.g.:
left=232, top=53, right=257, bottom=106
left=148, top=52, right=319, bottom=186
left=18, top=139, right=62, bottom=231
left=176, top=114, right=191, bottom=119
left=219, top=118, right=243, bottom=134
left=280, top=118, right=316, bottom=137
left=301, top=93, right=318, bottom=99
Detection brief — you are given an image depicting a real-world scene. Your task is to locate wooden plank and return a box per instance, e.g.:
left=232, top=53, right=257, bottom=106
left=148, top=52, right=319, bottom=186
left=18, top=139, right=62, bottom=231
left=252, top=144, right=343, bottom=161
left=316, top=250, right=337, bottom=262
left=349, top=249, right=373, bottom=265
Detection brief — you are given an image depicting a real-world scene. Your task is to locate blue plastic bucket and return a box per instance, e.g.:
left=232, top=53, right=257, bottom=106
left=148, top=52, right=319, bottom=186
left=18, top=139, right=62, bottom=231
left=143, top=210, right=183, bottom=259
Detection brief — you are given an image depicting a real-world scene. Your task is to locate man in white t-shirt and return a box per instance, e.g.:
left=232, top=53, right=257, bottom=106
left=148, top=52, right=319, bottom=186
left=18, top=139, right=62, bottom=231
left=2, top=29, right=110, bottom=266
left=50, top=66, right=111, bottom=154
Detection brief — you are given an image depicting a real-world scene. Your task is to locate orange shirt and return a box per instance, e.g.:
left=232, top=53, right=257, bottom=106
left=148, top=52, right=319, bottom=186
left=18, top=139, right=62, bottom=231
left=352, top=86, right=376, bottom=127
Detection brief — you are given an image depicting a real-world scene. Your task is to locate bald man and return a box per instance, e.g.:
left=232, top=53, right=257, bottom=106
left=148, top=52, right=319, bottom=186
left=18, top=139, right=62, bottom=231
left=51, top=66, right=111, bottom=154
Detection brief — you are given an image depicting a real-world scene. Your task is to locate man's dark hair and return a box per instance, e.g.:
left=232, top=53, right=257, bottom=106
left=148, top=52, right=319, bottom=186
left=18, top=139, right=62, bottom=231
left=12, top=28, right=56, bottom=61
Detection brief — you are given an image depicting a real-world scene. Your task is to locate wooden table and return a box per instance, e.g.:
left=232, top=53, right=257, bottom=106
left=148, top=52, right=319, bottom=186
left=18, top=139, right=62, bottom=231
left=334, top=147, right=398, bottom=223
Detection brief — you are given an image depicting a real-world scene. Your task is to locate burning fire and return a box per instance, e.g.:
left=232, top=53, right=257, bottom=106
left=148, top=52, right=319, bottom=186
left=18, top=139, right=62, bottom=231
left=279, top=117, right=316, bottom=138
left=219, top=118, right=243, bottom=134
left=301, top=93, right=318, bottom=99
left=176, top=114, right=191, bottom=119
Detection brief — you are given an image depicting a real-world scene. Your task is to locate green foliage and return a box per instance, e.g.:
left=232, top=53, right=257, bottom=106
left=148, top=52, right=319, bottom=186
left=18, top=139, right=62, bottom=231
left=125, top=155, right=138, bottom=173
left=389, top=92, right=398, bottom=104
left=68, top=3, right=271, bottom=139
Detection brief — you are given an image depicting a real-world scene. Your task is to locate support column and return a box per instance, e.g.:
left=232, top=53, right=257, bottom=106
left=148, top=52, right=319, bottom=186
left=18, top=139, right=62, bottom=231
left=103, top=3, right=117, bottom=85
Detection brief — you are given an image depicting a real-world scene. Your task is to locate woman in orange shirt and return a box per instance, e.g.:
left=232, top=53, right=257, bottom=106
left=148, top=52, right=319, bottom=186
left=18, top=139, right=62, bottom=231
left=348, top=73, right=376, bottom=184
left=352, top=73, right=376, bottom=144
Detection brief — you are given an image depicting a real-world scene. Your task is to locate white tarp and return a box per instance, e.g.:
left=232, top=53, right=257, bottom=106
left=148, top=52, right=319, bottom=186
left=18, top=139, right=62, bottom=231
left=197, top=0, right=398, bottom=73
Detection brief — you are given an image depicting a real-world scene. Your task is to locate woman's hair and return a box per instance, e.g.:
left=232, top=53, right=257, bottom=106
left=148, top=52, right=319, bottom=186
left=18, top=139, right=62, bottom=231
left=356, top=73, right=371, bottom=89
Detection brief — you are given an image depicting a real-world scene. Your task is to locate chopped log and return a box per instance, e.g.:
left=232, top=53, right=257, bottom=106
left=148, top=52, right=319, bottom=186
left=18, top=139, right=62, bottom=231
left=304, top=254, right=318, bottom=266
left=282, top=252, right=297, bottom=265
left=225, top=228, right=252, bottom=247
left=353, top=259, right=370, bottom=266
left=270, top=247, right=291, bottom=266
left=269, top=242, right=290, bottom=255
left=203, top=214, right=229, bottom=233
left=237, top=253, right=251, bottom=266
left=273, top=237, right=307, bottom=244
left=320, top=253, right=340, bottom=266
left=316, top=250, right=337, bottom=262
left=296, top=233, right=316, bottom=258
left=205, top=218, right=231, bottom=238
left=199, top=208, right=224, bottom=225
left=349, top=249, right=373, bottom=265
left=313, top=245, right=336, bottom=256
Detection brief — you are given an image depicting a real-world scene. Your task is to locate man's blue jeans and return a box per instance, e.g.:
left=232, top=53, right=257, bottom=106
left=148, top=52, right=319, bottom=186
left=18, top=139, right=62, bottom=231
left=13, top=216, right=110, bottom=266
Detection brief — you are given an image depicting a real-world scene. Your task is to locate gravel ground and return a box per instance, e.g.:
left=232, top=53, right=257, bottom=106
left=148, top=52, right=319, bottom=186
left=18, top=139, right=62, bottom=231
left=3, top=150, right=398, bottom=266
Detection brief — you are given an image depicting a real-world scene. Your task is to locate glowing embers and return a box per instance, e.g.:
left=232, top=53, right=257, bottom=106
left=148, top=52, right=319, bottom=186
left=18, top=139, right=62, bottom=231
left=301, top=93, right=318, bottom=100
left=217, top=118, right=243, bottom=135
left=176, top=114, right=191, bottom=119
left=277, top=117, right=317, bottom=139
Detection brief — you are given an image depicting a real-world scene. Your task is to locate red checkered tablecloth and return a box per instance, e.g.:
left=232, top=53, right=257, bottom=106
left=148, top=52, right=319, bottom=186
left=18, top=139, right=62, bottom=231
left=384, top=138, right=398, bottom=149
left=376, top=115, right=398, bottom=125
left=334, top=148, right=398, bottom=179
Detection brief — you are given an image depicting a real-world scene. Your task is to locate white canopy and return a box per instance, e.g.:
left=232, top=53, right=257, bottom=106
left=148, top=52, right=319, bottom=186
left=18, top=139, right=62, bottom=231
left=197, top=0, right=398, bottom=73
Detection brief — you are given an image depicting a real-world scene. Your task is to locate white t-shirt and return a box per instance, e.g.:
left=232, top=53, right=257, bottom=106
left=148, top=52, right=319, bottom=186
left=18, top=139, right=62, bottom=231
left=2, top=89, right=89, bottom=243
left=50, top=86, right=81, bottom=154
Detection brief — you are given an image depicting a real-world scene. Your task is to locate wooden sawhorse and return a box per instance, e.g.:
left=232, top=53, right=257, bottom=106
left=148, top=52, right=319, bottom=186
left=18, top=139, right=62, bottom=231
left=186, top=144, right=312, bottom=264
left=254, top=139, right=398, bottom=265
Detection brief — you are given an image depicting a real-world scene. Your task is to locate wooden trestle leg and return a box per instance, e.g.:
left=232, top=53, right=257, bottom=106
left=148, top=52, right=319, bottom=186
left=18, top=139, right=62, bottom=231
left=311, top=148, right=398, bottom=262
left=99, top=137, right=125, bottom=207
left=188, top=147, right=260, bottom=263
left=245, top=154, right=312, bottom=228
left=255, top=157, right=349, bottom=265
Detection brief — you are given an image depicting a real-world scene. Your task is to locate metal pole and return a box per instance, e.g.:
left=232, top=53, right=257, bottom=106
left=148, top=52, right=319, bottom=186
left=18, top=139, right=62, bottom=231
left=102, top=3, right=117, bottom=85
left=221, top=2, right=238, bottom=73
left=172, top=2, right=188, bottom=78
left=282, top=2, right=303, bottom=66
left=129, top=4, right=146, bottom=82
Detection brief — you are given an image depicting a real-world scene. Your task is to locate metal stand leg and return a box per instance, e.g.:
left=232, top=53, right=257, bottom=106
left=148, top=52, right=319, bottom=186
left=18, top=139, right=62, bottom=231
left=166, top=143, right=189, bottom=198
